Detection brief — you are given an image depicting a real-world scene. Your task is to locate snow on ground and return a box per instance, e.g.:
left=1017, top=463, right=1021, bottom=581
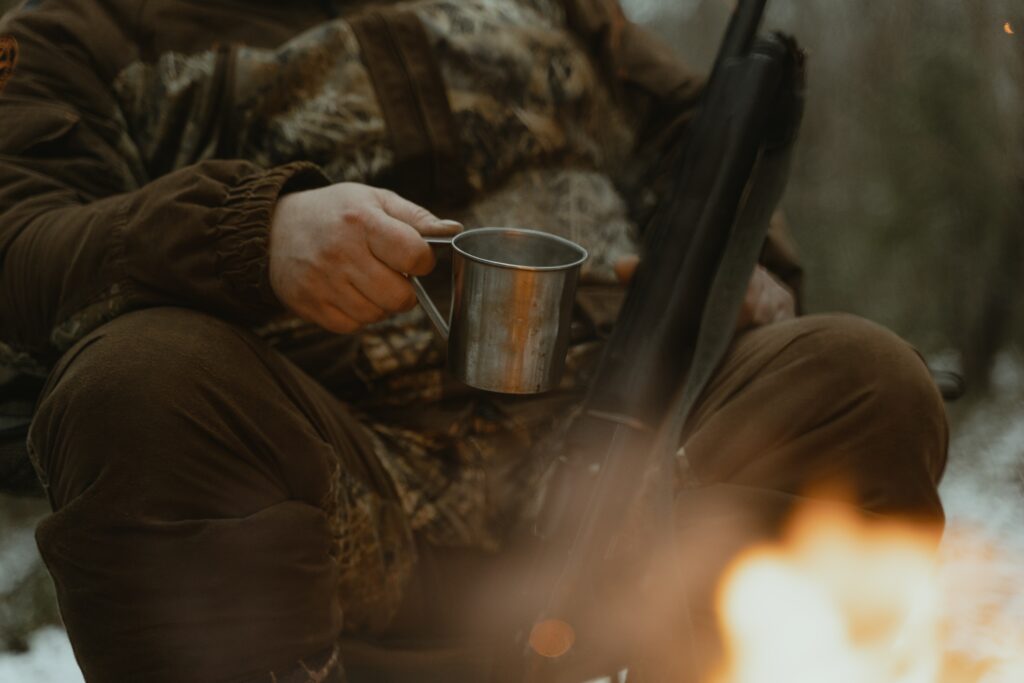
left=0, top=527, right=40, bottom=597
left=936, top=354, right=1024, bottom=680
left=0, top=628, right=82, bottom=683
left=1, top=357, right=1022, bottom=683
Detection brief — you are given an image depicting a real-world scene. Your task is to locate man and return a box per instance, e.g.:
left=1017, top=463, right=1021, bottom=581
left=0, top=0, right=947, bottom=681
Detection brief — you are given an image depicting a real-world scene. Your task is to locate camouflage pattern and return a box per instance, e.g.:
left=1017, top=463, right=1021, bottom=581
left=113, top=0, right=636, bottom=198
left=324, top=436, right=418, bottom=634
left=0, top=35, right=16, bottom=96
left=109, top=0, right=642, bottom=632
left=0, top=340, right=49, bottom=378
left=115, top=51, right=223, bottom=174
left=411, top=0, right=635, bottom=192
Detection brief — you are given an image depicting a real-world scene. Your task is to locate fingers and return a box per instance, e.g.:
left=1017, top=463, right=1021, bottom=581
left=374, top=191, right=463, bottom=271
left=317, top=304, right=362, bottom=334
left=427, top=218, right=465, bottom=237
left=270, top=183, right=451, bottom=335
left=735, top=285, right=757, bottom=332
left=759, top=267, right=796, bottom=323
left=610, top=256, right=793, bottom=330
left=308, top=269, right=414, bottom=334
left=332, top=192, right=446, bottom=314
left=357, top=208, right=437, bottom=276
left=332, top=281, right=387, bottom=324
left=309, top=276, right=412, bottom=333
left=357, top=187, right=464, bottom=274
left=284, top=292, right=363, bottom=335
left=376, top=189, right=439, bottom=231
left=345, top=255, right=419, bottom=313
left=376, top=189, right=462, bottom=237
left=736, top=265, right=796, bottom=331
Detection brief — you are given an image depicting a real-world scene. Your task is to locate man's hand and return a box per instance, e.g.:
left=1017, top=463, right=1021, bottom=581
left=269, top=182, right=462, bottom=333
left=613, top=256, right=796, bottom=331
left=734, top=264, right=796, bottom=331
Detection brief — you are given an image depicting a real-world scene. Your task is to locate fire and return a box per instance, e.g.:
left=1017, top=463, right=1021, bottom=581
left=1005, top=22, right=1015, bottom=35
left=708, top=505, right=1024, bottom=683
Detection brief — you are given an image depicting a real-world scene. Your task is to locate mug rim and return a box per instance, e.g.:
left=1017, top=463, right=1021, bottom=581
left=451, top=227, right=588, bottom=272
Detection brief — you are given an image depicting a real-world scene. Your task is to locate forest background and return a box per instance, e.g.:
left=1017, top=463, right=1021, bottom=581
left=624, top=0, right=1022, bottom=390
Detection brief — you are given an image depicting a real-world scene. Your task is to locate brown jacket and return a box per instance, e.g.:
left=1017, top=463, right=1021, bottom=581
left=0, top=0, right=796, bottom=381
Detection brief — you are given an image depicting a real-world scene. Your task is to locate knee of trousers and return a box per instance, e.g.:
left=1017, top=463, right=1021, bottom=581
left=771, top=314, right=948, bottom=516
left=29, top=307, right=346, bottom=681
left=30, top=306, right=339, bottom=513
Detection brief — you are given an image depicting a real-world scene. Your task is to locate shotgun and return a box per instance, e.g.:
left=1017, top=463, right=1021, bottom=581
left=491, top=1, right=806, bottom=680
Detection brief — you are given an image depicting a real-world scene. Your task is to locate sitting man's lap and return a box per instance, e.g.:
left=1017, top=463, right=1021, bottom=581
left=28, top=306, right=947, bottom=682
left=30, top=307, right=394, bottom=682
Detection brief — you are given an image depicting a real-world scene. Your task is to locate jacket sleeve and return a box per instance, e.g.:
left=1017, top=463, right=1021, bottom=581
left=0, top=17, right=329, bottom=370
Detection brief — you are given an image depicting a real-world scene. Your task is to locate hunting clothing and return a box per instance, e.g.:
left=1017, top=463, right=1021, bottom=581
left=0, top=0, right=946, bottom=681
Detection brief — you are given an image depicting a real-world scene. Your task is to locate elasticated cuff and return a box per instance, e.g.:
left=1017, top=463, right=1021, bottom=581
left=217, top=162, right=330, bottom=316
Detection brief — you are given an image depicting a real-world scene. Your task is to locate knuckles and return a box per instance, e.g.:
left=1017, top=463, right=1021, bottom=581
left=359, top=306, right=387, bottom=324
left=338, top=207, right=370, bottom=229
left=378, top=281, right=417, bottom=313
left=400, top=245, right=434, bottom=276
left=330, top=318, right=361, bottom=334
left=394, top=283, right=418, bottom=311
left=400, top=287, right=418, bottom=311
left=407, top=206, right=434, bottom=226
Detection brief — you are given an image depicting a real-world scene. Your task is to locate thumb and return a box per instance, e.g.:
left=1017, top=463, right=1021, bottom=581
left=377, top=189, right=462, bottom=237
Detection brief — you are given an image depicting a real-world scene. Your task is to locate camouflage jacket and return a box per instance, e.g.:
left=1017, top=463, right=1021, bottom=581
left=0, top=0, right=803, bottom=629
left=0, top=0, right=799, bottom=380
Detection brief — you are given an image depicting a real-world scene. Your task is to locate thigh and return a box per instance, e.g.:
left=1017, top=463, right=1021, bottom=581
left=29, top=307, right=414, bottom=682
left=632, top=315, right=951, bottom=680
left=681, top=313, right=947, bottom=519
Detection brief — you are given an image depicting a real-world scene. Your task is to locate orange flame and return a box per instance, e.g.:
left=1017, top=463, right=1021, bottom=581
left=707, top=505, right=1024, bottom=683
left=1005, top=22, right=1015, bottom=35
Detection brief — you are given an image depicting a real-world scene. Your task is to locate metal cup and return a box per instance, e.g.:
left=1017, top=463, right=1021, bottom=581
left=410, top=227, right=588, bottom=394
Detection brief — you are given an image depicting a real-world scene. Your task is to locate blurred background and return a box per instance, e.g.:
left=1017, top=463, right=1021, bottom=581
left=0, top=0, right=1021, bottom=679
left=626, top=0, right=1023, bottom=392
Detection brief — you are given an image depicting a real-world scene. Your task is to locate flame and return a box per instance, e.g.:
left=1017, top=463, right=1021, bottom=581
left=707, top=505, right=1024, bottom=683
left=1005, top=22, right=1015, bottom=35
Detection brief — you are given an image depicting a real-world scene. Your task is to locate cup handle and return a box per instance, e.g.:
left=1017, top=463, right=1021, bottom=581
left=410, top=235, right=454, bottom=341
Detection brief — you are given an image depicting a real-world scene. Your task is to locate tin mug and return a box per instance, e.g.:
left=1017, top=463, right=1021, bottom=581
left=410, top=227, right=588, bottom=394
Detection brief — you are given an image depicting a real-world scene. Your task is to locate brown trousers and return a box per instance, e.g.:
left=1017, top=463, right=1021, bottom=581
left=28, top=308, right=947, bottom=682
